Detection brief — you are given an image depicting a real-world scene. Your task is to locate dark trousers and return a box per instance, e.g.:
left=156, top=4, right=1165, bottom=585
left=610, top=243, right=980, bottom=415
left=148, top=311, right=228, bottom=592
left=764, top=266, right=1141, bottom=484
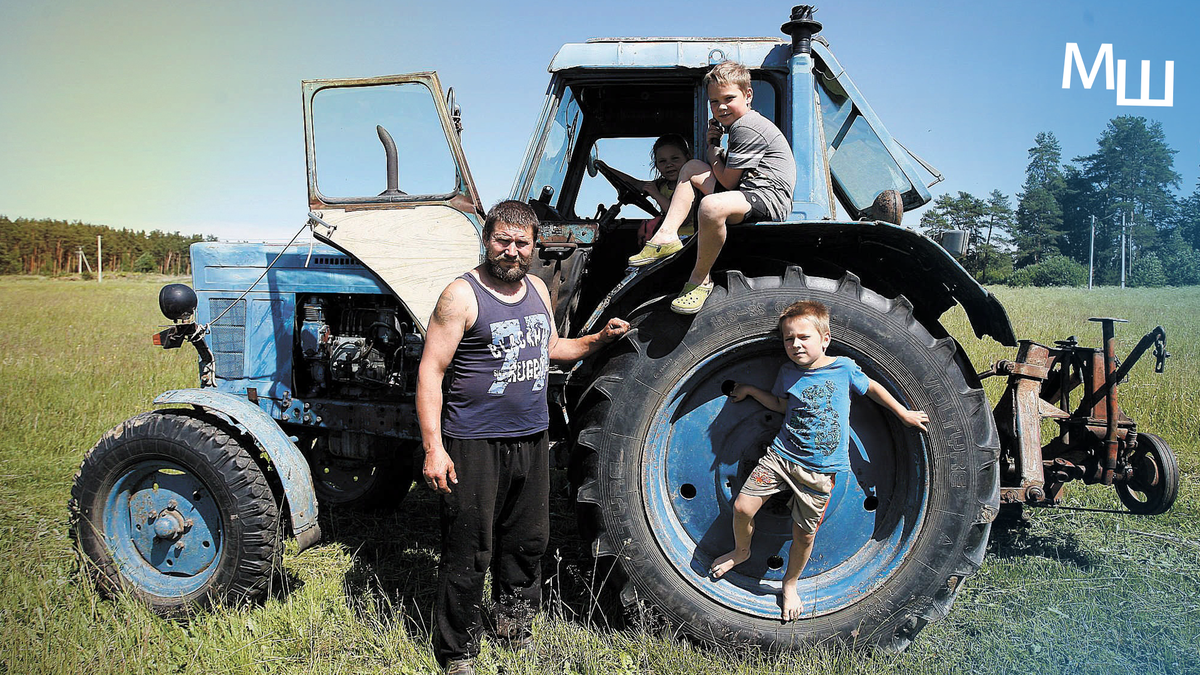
left=433, top=431, right=550, bottom=666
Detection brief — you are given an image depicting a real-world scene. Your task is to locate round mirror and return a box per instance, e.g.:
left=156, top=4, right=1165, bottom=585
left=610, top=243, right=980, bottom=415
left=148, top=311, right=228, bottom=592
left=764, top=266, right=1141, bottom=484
left=586, top=144, right=599, bottom=178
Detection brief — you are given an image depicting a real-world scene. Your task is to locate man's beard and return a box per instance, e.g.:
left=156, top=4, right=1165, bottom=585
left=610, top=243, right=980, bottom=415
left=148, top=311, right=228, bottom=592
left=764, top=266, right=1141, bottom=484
left=485, top=251, right=531, bottom=282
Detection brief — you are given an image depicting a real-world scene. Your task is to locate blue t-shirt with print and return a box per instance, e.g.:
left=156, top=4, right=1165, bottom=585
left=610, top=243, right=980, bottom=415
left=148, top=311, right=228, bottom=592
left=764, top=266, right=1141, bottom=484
left=769, top=356, right=870, bottom=474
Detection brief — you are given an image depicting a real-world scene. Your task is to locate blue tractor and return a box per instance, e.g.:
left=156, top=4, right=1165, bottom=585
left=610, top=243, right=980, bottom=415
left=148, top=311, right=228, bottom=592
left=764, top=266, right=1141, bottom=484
left=70, top=6, right=1176, bottom=651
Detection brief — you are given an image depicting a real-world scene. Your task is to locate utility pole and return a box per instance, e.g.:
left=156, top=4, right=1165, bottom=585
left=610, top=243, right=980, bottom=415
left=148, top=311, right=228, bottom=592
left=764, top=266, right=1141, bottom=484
left=1089, top=215, right=1095, bottom=289
left=1119, top=211, right=1126, bottom=289
left=97, top=235, right=103, bottom=283
left=1128, top=211, right=1134, bottom=284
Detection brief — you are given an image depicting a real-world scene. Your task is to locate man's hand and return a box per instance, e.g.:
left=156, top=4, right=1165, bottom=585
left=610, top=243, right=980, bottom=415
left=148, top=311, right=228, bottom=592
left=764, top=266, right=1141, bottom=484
left=423, top=446, right=458, bottom=494
left=597, top=318, right=631, bottom=344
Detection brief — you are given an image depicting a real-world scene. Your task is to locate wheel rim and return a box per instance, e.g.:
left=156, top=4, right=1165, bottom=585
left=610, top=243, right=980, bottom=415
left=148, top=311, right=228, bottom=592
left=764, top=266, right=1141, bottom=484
left=643, top=336, right=929, bottom=618
left=314, top=460, right=382, bottom=504
left=101, top=459, right=223, bottom=596
left=1115, top=433, right=1177, bottom=514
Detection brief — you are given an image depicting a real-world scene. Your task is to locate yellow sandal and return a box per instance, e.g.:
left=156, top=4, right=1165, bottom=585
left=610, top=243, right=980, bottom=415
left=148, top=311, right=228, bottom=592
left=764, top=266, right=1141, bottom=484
left=670, top=281, right=714, bottom=315
left=628, top=239, right=683, bottom=267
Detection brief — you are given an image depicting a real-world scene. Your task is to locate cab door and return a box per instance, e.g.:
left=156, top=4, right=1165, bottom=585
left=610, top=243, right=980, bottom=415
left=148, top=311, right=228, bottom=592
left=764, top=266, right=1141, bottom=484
left=302, top=72, right=484, bottom=332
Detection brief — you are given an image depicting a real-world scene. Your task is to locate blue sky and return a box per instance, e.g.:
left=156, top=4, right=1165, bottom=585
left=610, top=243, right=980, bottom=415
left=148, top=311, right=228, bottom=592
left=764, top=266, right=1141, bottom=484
left=0, top=0, right=1195, bottom=239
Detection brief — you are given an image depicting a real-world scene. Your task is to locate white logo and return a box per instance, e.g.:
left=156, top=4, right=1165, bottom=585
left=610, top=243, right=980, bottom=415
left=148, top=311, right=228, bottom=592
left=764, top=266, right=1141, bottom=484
left=1062, top=43, right=1173, bottom=107
left=486, top=314, right=550, bottom=394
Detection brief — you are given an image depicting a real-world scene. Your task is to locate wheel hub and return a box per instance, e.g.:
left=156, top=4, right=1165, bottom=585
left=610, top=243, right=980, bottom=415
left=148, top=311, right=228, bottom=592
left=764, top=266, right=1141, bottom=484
left=152, top=508, right=189, bottom=540
left=104, top=460, right=223, bottom=591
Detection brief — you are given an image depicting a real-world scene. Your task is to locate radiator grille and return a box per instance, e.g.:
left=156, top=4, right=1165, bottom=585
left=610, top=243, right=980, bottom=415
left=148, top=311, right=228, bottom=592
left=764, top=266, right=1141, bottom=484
left=209, top=298, right=246, bottom=380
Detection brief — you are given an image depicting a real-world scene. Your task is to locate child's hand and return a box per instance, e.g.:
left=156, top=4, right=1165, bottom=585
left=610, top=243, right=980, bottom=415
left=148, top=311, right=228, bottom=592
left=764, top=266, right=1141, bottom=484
left=727, top=382, right=751, bottom=402
left=707, top=119, right=724, bottom=147
left=899, top=409, right=929, bottom=432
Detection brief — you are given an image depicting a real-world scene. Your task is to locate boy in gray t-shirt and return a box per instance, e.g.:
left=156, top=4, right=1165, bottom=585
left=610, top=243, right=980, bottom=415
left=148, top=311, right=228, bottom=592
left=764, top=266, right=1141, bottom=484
left=628, top=60, right=796, bottom=315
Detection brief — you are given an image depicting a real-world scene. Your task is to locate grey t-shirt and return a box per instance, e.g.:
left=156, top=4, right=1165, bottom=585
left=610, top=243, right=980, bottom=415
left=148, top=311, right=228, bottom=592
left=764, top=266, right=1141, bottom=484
left=725, top=109, right=797, bottom=221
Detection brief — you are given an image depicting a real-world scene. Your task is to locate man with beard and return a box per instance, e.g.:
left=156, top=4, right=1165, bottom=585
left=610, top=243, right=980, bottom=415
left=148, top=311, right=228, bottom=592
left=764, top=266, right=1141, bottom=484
left=417, top=200, right=629, bottom=674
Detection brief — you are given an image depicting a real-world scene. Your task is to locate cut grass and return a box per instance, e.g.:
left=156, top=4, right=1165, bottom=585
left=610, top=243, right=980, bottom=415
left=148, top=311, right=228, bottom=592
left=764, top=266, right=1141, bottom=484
left=1, top=277, right=1197, bottom=674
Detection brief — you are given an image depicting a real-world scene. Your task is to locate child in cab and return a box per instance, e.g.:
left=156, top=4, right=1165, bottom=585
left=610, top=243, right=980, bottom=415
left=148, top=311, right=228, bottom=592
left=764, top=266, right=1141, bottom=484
left=627, top=61, right=796, bottom=315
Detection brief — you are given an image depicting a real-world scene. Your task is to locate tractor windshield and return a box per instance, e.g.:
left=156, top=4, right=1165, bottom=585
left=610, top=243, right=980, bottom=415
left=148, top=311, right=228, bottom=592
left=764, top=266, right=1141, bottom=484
left=523, top=85, right=583, bottom=207
left=816, top=81, right=915, bottom=214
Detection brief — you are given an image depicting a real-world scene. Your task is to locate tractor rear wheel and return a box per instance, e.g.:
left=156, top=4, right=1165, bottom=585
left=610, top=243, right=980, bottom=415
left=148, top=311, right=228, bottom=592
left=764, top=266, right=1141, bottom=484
left=570, top=267, right=999, bottom=651
left=69, top=410, right=281, bottom=615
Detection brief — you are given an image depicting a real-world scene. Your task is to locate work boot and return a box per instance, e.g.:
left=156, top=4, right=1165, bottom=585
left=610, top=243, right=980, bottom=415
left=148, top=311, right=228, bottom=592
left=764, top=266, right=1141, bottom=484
left=444, top=658, right=476, bottom=675
left=870, top=189, right=903, bottom=225
left=492, top=607, right=533, bottom=651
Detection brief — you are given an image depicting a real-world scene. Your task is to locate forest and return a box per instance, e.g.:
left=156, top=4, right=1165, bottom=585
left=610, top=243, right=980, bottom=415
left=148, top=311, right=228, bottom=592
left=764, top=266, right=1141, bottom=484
left=0, top=217, right=212, bottom=277
left=920, top=115, right=1200, bottom=287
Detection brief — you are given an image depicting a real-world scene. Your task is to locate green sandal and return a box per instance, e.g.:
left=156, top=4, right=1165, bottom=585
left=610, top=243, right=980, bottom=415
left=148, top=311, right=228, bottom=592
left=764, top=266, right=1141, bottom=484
left=670, top=281, right=714, bottom=315
left=628, top=239, right=683, bottom=267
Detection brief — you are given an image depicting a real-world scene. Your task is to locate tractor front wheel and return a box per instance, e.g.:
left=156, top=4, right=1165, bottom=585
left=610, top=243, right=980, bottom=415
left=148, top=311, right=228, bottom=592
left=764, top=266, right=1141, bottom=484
left=69, top=410, right=281, bottom=615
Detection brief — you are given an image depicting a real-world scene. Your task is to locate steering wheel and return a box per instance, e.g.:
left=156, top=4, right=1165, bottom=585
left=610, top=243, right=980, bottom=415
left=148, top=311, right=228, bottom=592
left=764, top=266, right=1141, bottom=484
left=592, top=159, right=662, bottom=218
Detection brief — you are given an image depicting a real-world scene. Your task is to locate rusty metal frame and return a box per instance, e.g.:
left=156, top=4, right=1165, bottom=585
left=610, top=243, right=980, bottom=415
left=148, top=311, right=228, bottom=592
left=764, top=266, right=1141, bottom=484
left=985, top=322, right=1169, bottom=508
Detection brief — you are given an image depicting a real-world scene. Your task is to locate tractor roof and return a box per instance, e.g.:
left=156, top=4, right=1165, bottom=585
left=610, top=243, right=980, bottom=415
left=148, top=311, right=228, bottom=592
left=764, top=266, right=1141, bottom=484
left=549, top=37, right=795, bottom=72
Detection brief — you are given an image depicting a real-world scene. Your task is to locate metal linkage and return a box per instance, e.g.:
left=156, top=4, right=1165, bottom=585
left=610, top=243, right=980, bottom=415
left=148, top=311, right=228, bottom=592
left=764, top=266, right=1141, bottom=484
left=991, top=319, right=1172, bottom=512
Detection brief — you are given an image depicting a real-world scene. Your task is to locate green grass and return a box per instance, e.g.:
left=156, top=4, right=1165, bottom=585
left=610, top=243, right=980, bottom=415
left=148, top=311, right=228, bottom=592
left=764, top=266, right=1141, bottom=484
left=1, top=277, right=1197, bottom=674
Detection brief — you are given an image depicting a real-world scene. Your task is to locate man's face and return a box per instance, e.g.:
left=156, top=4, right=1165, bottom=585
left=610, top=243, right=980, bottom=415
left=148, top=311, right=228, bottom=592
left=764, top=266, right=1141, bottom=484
left=708, top=81, right=753, bottom=127
left=484, top=222, right=534, bottom=283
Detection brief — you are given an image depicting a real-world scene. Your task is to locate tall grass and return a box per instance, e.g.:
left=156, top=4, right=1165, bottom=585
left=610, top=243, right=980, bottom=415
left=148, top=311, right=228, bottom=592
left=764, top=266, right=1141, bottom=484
left=1, top=277, right=1196, bottom=674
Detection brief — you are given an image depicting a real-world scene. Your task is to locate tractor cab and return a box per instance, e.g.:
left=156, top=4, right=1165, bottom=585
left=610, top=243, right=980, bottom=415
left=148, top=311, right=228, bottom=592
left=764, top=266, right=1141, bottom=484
left=300, top=31, right=944, bottom=338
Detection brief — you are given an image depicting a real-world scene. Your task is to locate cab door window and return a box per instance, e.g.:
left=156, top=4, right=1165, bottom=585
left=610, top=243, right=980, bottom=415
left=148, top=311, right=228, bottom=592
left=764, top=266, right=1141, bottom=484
left=310, top=82, right=459, bottom=201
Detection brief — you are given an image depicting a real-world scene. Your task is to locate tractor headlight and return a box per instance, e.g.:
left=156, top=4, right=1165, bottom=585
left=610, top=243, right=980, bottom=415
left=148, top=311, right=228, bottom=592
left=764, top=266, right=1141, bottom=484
left=158, top=284, right=198, bottom=322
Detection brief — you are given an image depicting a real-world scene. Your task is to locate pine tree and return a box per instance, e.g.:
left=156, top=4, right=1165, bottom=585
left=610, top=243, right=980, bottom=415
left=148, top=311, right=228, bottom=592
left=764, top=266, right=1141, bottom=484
left=1070, top=116, right=1181, bottom=284
left=919, top=191, right=989, bottom=277
left=978, top=190, right=1015, bottom=284
left=1014, top=132, right=1066, bottom=266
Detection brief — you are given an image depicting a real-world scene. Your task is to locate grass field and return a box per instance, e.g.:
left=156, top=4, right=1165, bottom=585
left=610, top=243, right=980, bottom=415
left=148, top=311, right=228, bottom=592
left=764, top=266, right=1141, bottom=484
left=1, top=277, right=1197, bottom=674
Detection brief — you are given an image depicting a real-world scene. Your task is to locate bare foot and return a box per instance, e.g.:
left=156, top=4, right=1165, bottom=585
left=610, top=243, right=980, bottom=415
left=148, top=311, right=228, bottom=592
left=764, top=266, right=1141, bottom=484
left=709, top=550, right=749, bottom=579
left=781, top=585, right=803, bottom=622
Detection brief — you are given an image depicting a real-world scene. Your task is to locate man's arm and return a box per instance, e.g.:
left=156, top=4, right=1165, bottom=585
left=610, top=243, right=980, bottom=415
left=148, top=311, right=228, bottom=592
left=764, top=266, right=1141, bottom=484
left=865, top=379, right=929, bottom=432
left=528, top=276, right=629, bottom=362
left=416, top=279, right=473, bottom=493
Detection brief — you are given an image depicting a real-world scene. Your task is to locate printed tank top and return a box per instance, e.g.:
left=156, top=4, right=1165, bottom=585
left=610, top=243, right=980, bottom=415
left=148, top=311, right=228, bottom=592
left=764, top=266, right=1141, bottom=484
left=441, top=272, right=552, bottom=439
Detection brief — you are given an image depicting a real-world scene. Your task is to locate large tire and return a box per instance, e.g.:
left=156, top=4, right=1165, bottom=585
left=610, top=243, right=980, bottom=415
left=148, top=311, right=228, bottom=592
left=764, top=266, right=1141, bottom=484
left=69, top=410, right=281, bottom=615
left=571, top=267, right=1000, bottom=651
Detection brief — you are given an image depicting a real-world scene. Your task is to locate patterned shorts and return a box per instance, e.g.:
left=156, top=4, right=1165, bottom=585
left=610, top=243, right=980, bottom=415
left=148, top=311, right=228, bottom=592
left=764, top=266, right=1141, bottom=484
left=739, top=449, right=835, bottom=533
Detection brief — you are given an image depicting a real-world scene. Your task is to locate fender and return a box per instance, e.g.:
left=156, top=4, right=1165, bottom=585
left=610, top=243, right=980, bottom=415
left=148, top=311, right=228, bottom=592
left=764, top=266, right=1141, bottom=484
left=154, top=389, right=322, bottom=551
left=579, top=221, right=1017, bottom=349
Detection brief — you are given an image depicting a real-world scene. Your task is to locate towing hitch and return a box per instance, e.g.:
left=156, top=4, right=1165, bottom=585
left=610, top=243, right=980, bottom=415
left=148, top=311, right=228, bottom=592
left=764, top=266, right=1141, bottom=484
left=983, top=318, right=1177, bottom=514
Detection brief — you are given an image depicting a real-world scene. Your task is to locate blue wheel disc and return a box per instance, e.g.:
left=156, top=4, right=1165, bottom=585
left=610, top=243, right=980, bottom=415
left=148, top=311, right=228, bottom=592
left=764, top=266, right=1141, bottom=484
left=101, top=459, right=223, bottom=598
left=643, top=337, right=929, bottom=618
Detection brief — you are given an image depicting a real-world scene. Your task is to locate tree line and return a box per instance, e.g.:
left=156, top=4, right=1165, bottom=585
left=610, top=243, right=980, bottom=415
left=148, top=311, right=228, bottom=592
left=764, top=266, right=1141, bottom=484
left=0, top=217, right=213, bottom=277
left=920, top=115, right=1200, bottom=287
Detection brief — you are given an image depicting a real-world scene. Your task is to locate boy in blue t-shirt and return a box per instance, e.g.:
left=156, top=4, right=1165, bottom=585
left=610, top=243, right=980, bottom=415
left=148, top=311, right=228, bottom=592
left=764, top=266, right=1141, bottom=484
left=709, top=300, right=929, bottom=621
